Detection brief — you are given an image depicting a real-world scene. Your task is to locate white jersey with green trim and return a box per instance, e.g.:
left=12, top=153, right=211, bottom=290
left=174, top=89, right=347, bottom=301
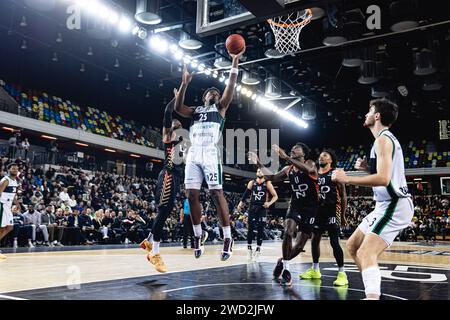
left=189, top=104, right=225, bottom=147
left=0, top=175, right=18, bottom=208
left=369, top=129, right=411, bottom=202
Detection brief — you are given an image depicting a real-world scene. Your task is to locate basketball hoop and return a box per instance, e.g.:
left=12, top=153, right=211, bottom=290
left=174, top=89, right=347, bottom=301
left=267, top=9, right=313, bottom=55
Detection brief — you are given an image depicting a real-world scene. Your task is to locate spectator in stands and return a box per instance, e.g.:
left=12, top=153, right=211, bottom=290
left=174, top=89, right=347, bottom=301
left=7, top=133, right=17, bottom=159
left=66, top=208, right=81, bottom=245
left=21, top=138, right=30, bottom=159
left=23, top=204, right=50, bottom=246
left=11, top=205, right=34, bottom=248
left=41, top=205, right=63, bottom=246
left=79, top=209, right=95, bottom=245
left=59, top=187, right=70, bottom=203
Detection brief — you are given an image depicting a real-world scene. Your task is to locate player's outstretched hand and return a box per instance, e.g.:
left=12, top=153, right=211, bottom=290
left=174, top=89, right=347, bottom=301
left=230, top=46, right=246, bottom=60
left=272, top=144, right=289, bottom=160
left=182, top=64, right=195, bottom=85
left=355, top=155, right=368, bottom=171
left=331, top=168, right=348, bottom=184
left=248, top=151, right=259, bottom=165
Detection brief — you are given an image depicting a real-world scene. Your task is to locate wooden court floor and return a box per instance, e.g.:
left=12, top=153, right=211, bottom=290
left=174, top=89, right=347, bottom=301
left=0, top=240, right=449, bottom=300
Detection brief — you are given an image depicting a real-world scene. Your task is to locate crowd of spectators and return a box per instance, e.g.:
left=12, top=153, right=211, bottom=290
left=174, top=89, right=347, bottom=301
left=1, top=153, right=449, bottom=249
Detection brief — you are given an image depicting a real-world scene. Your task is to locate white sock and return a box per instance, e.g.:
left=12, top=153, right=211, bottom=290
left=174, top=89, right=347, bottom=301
left=361, top=266, right=381, bottom=297
left=152, top=241, right=160, bottom=255
left=193, top=224, right=202, bottom=238
left=222, top=226, right=231, bottom=239
left=338, top=266, right=345, bottom=273
left=282, top=259, right=290, bottom=271
left=313, top=263, right=319, bottom=270
left=146, top=232, right=153, bottom=242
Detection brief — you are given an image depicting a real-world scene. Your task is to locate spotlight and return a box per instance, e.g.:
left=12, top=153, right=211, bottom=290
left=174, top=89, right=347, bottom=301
left=174, top=51, right=183, bottom=60
left=197, top=64, right=205, bottom=72
left=246, top=90, right=253, bottom=98
left=108, top=12, right=119, bottom=24
left=150, top=36, right=168, bottom=53
left=241, top=87, right=248, bottom=95
left=118, top=16, right=132, bottom=33
left=204, top=69, right=211, bottom=76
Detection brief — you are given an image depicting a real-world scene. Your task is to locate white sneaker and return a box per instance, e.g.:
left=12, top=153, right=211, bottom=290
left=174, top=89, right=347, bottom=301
left=253, top=249, right=261, bottom=262
left=103, top=235, right=109, bottom=240
left=28, top=241, right=35, bottom=248
left=13, top=240, right=18, bottom=248
left=53, top=240, right=58, bottom=245
left=124, top=238, right=130, bottom=244
left=247, top=249, right=253, bottom=262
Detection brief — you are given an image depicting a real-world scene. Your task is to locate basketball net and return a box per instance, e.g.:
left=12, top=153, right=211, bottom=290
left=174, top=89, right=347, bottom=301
left=267, top=9, right=312, bottom=55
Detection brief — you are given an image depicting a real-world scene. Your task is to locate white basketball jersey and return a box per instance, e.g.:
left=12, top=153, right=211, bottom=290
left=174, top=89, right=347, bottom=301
left=189, top=104, right=225, bottom=147
left=369, top=129, right=411, bottom=202
left=0, top=176, right=18, bottom=207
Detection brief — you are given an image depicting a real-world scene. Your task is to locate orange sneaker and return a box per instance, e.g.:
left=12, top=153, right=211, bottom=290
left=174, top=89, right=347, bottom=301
left=147, top=253, right=167, bottom=273
left=140, top=239, right=153, bottom=252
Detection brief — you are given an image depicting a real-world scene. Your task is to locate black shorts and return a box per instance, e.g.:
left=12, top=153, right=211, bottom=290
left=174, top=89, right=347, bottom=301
left=248, top=206, right=267, bottom=227
left=314, top=206, right=340, bottom=232
left=286, top=206, right=317, bottom=234
left=155, top=169, right=181, bottom=210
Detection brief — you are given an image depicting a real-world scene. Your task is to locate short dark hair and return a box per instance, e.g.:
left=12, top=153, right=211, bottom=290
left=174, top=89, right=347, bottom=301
left=321, top=148, right=337, bottom=168
left=294, top=142, right=310, bottom=158
left=370, top=98, right=399, bottom=127
left=7, top=163, right=19, bottom=169
left=202, top=87, right=220, bottom=101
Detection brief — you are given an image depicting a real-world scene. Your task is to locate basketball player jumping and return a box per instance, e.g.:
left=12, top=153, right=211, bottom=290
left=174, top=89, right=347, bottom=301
left=174, top=47, right=245, bottom=261
left=237, top=168, right=278, bottom=262
left=332, top=98, right=413, bottom=300
left=300, top=149, right=348, bottom=286
left=0, top=163, right=20, bottom=260
left=249, top=142, right=319, bottom=286
left=140, top=89, right=184, bottom=273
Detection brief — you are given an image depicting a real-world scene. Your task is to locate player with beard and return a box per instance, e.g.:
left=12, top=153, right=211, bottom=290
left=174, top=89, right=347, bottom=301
left=237, top=168, right=278, bottom=262
left=0, top=163, right=20, bottom=259
left=249, top=143, right=318, bottom=286
left=140, top=89, right=184, bottom=273
left=332, top=98, right=413, bottom=299
left=300, top=149, right=348, bottom=286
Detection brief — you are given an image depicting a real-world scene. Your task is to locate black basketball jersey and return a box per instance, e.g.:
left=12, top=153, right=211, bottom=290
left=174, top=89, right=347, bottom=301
left=288, top=165, right=319, bottom=208
left=318, top=168, right=341, bottom=209
left=250, top=179, right=269, bottom=207
left=163, top=139, right=183, bottom=175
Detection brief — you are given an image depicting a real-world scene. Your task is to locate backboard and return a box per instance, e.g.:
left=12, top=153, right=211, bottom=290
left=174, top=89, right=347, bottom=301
left=196, top=0, right=312, bottom=36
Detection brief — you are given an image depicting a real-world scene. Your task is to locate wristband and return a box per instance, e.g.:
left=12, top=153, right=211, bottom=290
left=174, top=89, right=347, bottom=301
left=230, top=68, right=239, bottom=75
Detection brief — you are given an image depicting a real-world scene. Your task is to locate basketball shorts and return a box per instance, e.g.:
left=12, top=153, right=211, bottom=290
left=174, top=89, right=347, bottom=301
left=314, top=205, right=340, bottom=232
left=184, top=146, right=223, bottom=190
left=0, top=202, right=13, bottom=228
left=248, top=206, right=267, bottom=227
left=286, top=206, right=317, bottom=235
left=358, top=197, right=414, bottom=247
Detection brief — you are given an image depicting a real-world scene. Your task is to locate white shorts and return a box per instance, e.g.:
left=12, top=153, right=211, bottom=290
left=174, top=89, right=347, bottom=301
left=185, top=145, right=223, bottom=190
left=0, top=202, right=13, bottom=228
left=358, top=197, right=414, bottom=246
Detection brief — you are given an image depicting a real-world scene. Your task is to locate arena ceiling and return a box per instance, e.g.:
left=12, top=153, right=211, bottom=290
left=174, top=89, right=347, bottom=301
left=0, top=0, right=449, bottom=149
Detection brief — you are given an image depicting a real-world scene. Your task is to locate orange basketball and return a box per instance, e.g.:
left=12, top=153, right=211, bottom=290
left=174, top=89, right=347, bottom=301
left=225, top=34, right=245, bottom=55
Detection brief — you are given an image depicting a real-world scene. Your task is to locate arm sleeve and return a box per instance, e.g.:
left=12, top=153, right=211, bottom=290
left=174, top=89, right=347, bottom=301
left=241, top=188, right=251, bottom=202
left=163, top=98, right=176, bottom=129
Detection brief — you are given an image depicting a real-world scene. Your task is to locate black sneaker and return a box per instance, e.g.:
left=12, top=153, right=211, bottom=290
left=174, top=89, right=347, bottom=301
left=194, top=236, right=203, bottom=259
left=280, top=269, right=292, bottom=287
left=220, top=238, right=233, bottom=261
left=273, top=258, right=283, bottom=280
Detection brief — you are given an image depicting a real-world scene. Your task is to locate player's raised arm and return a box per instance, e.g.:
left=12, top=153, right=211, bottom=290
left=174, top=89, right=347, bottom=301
left=175, top=64, right=195, bottom=118
left=248, top=151, right=288, bottom=183
left=332, top=135, right=393, bottom=187
left=272, top=144, right=317, bottom=176
left=162, top=89, right=178, bottom=143
left=219, top=48, right=246, bottom=115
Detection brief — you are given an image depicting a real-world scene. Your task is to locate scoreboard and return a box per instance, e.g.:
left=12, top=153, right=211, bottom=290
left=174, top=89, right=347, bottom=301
left=439, top=120, right=450, bottom=140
